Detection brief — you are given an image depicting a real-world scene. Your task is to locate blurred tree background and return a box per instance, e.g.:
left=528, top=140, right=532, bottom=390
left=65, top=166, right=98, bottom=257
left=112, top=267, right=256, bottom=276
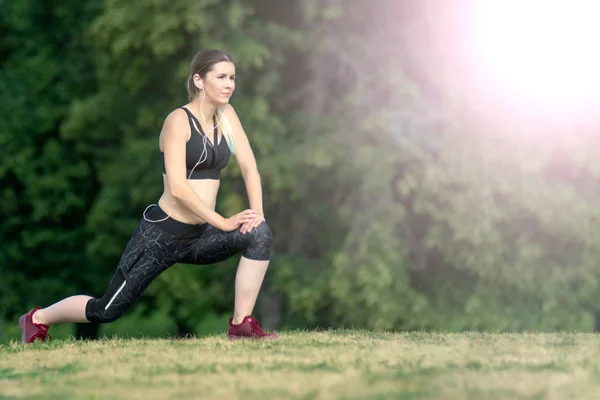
left=1, top=0, right=599, bottom=342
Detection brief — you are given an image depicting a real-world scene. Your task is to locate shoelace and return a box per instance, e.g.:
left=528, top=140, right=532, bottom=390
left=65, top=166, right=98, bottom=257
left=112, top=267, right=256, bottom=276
left=249, top=319, right=266, bottom=335
left=31, top=327, right=51, bottom=342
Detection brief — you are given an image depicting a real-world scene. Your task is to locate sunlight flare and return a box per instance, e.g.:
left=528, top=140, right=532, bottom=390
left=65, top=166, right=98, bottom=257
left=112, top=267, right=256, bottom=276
left=473, top=1, right=600, bottom=107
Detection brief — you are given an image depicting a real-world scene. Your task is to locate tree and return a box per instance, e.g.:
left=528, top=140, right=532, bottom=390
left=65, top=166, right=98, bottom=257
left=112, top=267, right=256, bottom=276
left=267, top=0, right=600, bottom=332
left=0, top=0, right=102, bottom=337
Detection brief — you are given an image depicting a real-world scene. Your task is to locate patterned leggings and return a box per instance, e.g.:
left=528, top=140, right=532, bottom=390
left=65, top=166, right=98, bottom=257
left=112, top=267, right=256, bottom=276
left=85, top=205, right=272, bottom=323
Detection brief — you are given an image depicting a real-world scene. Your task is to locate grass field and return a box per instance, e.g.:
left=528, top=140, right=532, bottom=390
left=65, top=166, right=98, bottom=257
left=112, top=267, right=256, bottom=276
left=2, top=330, right=600, bottom=399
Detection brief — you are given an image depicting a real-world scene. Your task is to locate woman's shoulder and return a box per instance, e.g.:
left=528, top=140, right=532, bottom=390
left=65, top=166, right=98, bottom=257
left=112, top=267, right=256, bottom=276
left=160, top=107, right=190, bottom=139
left=162, top=107, right=189, bottom=127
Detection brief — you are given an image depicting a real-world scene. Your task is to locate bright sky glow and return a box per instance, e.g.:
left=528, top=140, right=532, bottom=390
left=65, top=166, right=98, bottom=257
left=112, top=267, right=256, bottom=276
left=473, top=1, right=600, bottom=108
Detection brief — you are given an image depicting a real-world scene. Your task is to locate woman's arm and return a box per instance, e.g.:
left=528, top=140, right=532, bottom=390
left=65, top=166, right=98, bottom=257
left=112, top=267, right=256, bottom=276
left=222, top=104, right=264, bottom=214
left=222, top=105, right=266, bottom=233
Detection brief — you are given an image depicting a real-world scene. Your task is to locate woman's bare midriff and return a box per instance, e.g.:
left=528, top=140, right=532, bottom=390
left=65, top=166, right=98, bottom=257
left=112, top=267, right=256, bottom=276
left=157, top=174, right=220, bottom=225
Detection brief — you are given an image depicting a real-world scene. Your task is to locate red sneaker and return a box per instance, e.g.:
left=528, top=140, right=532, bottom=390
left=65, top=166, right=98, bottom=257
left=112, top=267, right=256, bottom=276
left=228, top=316, right=278, bottom=340
left=19, top=306, right=51, bottom=344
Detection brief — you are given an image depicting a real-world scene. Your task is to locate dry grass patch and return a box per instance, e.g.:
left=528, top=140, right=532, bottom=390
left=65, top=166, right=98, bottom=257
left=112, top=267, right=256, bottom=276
left=2, top=331, right=600, bottom=399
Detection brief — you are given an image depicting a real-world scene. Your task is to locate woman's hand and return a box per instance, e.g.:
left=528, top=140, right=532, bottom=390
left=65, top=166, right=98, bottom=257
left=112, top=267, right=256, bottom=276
left=222, top=210, right=260, bottom=232
left=240, top=210, right=265, bottom=234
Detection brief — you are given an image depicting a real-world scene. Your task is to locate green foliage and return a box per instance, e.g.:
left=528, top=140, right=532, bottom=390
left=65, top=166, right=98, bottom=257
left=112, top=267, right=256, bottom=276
left=274, top=0, right=600, bottom=332
left=2, top=0, right=600, bottom=338
left=100, top=306, right=178, bottom=339
left=0, top=0, right=100, bottom=319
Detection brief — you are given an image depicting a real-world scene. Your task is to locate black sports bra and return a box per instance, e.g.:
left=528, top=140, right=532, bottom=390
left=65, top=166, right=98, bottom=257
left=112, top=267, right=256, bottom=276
left=161, top=107, right=231, bottom=180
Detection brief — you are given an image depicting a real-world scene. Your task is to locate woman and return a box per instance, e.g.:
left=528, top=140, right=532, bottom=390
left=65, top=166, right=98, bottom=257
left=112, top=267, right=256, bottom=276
left=19, top=49, right=277, bottom=342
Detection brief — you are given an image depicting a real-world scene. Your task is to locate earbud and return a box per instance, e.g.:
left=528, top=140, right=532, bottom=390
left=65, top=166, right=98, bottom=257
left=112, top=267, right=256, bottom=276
left=198, top=80, right=204, bottom=89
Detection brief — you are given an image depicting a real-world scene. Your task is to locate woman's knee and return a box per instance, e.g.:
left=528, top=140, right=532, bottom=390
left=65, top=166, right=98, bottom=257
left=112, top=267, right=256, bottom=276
left=242, top=220, right=273, bottom=260
left=253, top=220, right=272, bottom=239
left=85, top=297, right=132, bottom=324
left=84, top=271, right=136, bottom=324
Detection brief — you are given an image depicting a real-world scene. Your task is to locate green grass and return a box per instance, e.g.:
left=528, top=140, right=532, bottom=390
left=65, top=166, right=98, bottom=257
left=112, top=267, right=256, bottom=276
left=2, top=330, right=600, bottom=399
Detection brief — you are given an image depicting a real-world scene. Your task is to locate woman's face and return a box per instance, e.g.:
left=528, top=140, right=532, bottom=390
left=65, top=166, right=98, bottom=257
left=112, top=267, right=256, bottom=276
left=195, top=61, right=236, bottom=106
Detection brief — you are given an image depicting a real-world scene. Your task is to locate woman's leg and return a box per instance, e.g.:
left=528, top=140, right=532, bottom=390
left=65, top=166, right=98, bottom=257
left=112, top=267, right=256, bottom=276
left=232, top=257, right=269, bottom=324
left=24, top=219, right=180, bottom=331
left=33, top=296, right=92, bottom=325
left=33, top=261, right=140, bottom=325
left=182, top=221, right=274, bottom=326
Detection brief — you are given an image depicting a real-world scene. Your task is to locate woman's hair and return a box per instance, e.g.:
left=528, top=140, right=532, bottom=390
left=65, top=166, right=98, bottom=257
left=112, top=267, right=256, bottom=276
left=186, top=49, right=237, bottom=155
left=186, top=49, right=234, bottom=101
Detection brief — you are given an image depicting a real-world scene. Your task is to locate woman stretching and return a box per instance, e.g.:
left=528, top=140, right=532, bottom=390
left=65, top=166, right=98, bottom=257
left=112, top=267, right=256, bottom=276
left=19, top=49, right=277, bottom=342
